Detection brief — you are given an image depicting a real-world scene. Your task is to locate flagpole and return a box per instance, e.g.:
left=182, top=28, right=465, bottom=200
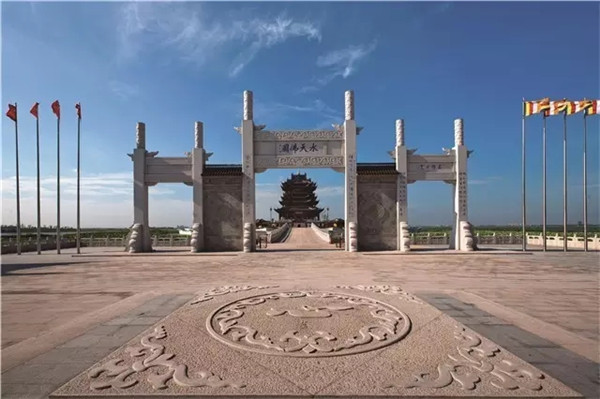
left=15, top=103, right=22, bottom=255
left=76, top=105, right=81, bottom=254
left=583, top=113, right=588, bottom=252
left=57, top=113, right=61, bottom=254
left=36, top=110, right=41, bottom=254
left=542, top=115, right=547, bottom=251
left=562, top=111, right=567, bottom=252
left=521, top=99, right=527, bottom=251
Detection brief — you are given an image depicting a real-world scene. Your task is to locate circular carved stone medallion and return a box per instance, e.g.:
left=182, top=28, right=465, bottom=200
left=206, top=291, right=411, bottom=357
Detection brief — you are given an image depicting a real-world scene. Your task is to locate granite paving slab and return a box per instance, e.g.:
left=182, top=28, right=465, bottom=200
left=51, top=285, right=581, bottom=398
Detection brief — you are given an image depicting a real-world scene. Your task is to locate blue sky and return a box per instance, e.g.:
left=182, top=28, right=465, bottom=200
left=2, top=1, right=599, bottom=228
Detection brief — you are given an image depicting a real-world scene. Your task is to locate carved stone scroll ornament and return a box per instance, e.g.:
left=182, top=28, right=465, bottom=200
left=127, top=223, right=142, bottom=253
left=396, top=119, right=405, bottom=147
left=386, top=326, right=544, bottom=392
left=345, top=90, right=354, bottom=121
left=191, top=285, right=279, bottom=305
left=136, top=122, right=145, bottom=149
left=243, top=91, right=253, bottom=120
left=399, top=221, right=411, bottom=252
left=348, top=222, right=358, bottom=252
left=194, top=122, right=203, bottom=149
left=88, top=326, right=244, bottom=391
left=189, top=223, right=202, bottom=253
left=454, top=118, right=464, bottom=147
left=460, top=221, right=475, bottom=251
left=336, top=285, right=422, bottom=304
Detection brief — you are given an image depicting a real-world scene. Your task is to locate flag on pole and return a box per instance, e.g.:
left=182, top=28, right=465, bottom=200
left=6, top=104, right=17, bottom=121
left=524, top=98, right=550, bottom=116
left=52, top=100, right=61, bottom=119
left=75, top=103, right=81, bottom=119
left=566, top=101, right=584, bottom=115
left=30, top=102, right=39, bottom=119
left=584, top=99, right=599, bottom=115
left=545, top=99, right=569, bottom=116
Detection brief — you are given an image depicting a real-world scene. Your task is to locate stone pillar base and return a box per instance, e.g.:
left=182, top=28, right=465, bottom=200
left=399, top=221, right=411, bottom=252
left=127, top=224, right=152, bottom=253
left=190, top=223, right=203, bottom=253
left=459, top=221, right=476, bottom=251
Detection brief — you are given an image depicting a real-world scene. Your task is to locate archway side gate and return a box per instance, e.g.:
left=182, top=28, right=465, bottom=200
left=127, top=90, right=474, bottom=253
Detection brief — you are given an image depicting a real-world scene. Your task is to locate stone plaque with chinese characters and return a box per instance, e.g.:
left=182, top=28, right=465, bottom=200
left=253, top=129, right=344, bottom=170
left=277, top=142, right=326, bottom=156
left=407, top=154, right=455, bottom=181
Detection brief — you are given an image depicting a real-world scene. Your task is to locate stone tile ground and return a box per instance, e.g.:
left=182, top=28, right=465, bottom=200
left=1, top=246, right=598, bottom=398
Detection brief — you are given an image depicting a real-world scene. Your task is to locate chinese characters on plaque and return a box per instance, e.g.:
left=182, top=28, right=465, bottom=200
left=277, top=142, right=326, bottom=156
left=398, top=173, right=407, bottom=218
left=419, top=163, right=445, bottom=170
left=458, top=172, right=467, bottom=217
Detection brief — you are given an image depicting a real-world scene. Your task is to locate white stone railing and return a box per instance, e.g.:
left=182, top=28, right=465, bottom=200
left=270, top=223, right=291, bottom=243
left=410, top=233, right=450, bottom=245
left=527, top=233, right=599, bottom=250
left=310, top=223, right=331, bottom=242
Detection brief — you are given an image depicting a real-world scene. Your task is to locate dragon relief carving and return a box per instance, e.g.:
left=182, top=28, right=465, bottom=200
left=254, top=130, right=344, bottom=141
left=191, top=285, right=279, bottom=305
left=207, top=291, right=411, bottom=357
left=336, top=285, right=422, bottom=304
left=255, top=156, right=344, bottom=168
left=385, top=326, right=545, bottom=392
left=88, top=326, right=244, bottom=390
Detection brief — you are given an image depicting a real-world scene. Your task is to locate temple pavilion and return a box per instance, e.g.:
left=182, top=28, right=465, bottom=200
left=275, top=173, right=324, bottom=222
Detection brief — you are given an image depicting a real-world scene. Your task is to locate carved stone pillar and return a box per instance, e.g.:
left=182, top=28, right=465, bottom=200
left=191, top=121, right=204, bottom=252
left=395, top=119, right=409, bottom=252
left=242, top=91, right=256, bottom=252
left=344, top=90, right=358, bottom=252
left=453, top=118, right=473, bottom=251
left=131, top=122, right=151, bottom=252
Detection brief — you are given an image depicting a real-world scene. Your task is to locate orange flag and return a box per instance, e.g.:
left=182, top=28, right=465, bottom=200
left=6, top=104, right=17, bottom=121
left=30, top=102, right=39, bottom=119
left=51, top=100, right=60, bottom=119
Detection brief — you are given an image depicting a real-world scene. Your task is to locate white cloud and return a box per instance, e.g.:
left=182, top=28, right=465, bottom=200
left=317, top=42, right=377, bottom=78
left=254, top=99, right=340, bottom=125
left=117, top=3, right=321, bottom=77
left=228, top=17, right=321, bottom=77
left=309, top=41, right=377, bottom=88
left=1, top=172, right=176, bottom=227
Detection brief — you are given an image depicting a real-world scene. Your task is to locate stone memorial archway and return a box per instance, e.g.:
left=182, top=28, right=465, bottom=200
left=238, top=90, right=358, bottom=252
left=127, top=90, right=474, bottom=253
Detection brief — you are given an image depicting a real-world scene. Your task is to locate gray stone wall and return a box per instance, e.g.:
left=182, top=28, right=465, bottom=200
left=357, top=174, right=397, bottom=251
left=203, top=176, right=243, bottom=251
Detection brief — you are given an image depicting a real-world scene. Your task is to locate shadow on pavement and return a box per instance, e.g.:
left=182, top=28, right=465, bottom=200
left=1, top=261, right=90, bottom=276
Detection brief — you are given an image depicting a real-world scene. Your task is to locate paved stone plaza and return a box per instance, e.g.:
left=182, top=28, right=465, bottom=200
left=1, top=235, right=598, bottom=398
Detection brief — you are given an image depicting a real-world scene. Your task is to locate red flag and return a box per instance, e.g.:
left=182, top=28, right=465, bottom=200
left=75, top=103, right=81, bottom=119
left=6, top=104, right=17, bottom=122
left=51, top=100, right=60, bottom=119
left=30, top=102, right=39, bottom=119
